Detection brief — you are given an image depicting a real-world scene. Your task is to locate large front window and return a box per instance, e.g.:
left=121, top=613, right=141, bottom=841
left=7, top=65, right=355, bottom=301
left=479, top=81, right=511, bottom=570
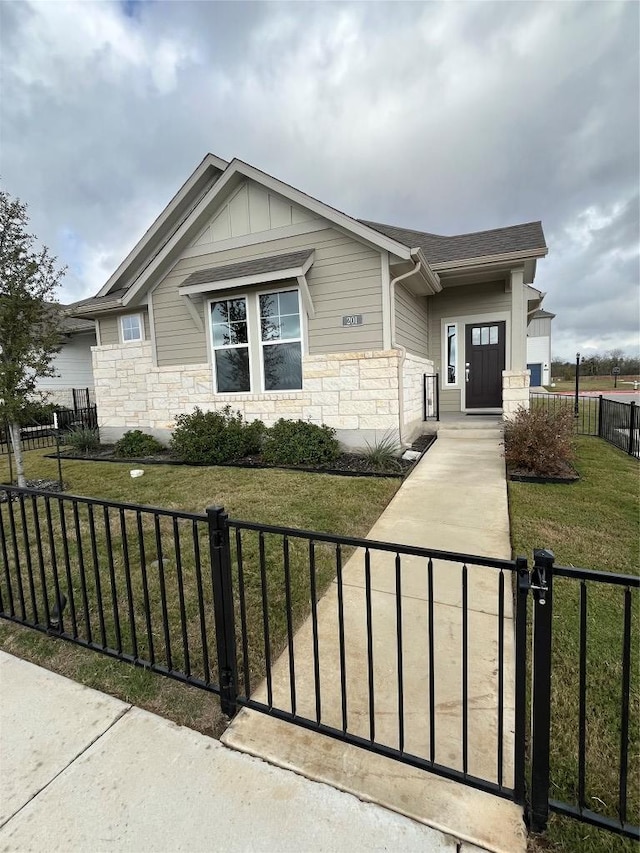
left=211, top=297, right=250, bottom=392
left=259, top=290, right=302, bottom=391
left=209, top=289, right=303, bottom=393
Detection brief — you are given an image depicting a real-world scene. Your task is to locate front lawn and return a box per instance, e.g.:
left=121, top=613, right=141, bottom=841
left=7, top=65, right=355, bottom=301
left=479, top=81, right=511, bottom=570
left=0, top=448, right=400, bottom=738
left=509, top=436, right=639, bottom=853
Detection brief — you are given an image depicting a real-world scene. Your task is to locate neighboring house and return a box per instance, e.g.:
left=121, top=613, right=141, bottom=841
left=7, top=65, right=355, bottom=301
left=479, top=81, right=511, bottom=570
left=526, top=308, right=555, bottom=387
left=70, top=154, right=548, bottom=448
left=35, top=308, right=96, bottom=409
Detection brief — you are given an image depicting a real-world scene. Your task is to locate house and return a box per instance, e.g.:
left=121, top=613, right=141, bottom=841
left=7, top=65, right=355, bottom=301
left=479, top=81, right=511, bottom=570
left=527, top=308, right=555, bottom=387
left=35, top=308, right=96, bottom=409
left=70, top=154, right=548, bottom=449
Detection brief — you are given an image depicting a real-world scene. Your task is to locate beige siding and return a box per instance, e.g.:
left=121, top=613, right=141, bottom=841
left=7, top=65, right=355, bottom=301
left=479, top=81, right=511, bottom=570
left=152, top=226, right=383, bottom=367
left=97, top=312, right=150, bottom=346
left=394, top=284, right=428, bottom=357
left=527, top=316, right=551, bottom=337
left=428, top=281, right=512, bottom=377
left=439, top=388, right=462, bottom=414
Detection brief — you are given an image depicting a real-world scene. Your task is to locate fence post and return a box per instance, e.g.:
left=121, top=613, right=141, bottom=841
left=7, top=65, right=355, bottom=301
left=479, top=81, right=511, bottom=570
left=423, top=374, right=427, bottom=422
left=597, top=395, right=603, bottom=438
left=207, top=505, right=238, bottom=717
left=529, top=548, right=555, bottom=834
left=628, top=402, right=636, bottom=457
left=574, top=352, right=580, bottom=417
left=513, top=555, right=529, bottom=806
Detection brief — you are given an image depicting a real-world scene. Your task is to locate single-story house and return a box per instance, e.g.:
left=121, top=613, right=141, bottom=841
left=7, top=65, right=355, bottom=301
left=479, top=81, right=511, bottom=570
left=527, top=308, right=555, bottom=387
left=70, top=154, right=549, bottom=448
left=35, top=309, right=96, bottom=409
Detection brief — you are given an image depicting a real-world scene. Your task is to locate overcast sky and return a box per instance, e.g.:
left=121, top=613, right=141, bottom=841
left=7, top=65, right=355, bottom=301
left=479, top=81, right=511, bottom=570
left=1, top=0, right=638, bottom=360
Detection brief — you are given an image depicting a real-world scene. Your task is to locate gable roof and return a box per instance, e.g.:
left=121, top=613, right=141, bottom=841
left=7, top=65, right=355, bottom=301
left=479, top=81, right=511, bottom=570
left=360, top=220, right=547, bottom=267
left=530, top=308, right=556, bottom=320
left=180, top=250, right=314, bottom=291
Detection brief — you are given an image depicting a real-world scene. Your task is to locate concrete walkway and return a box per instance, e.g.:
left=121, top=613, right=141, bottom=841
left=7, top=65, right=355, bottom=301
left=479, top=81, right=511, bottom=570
left=0, top=651, right=474, bottom=852
left=223, top=424, right=526, bottom=853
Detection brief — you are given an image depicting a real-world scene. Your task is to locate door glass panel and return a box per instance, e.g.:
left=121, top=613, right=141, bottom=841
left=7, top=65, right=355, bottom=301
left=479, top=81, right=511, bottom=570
left=472, top=328, right=481, bottom=346
left=446, top=324, right=456, bottom=384
left=480, top=326, right=489, bottom=345
left=489, top=325, right=498, bottom=345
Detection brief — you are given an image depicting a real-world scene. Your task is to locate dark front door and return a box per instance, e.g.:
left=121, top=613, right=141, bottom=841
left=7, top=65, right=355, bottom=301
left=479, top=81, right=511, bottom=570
left=465, top=321, right=505, bottom=408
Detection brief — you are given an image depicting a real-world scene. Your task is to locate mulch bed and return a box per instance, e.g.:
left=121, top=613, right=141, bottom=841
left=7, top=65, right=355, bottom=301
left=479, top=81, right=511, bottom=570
left=507, top=464, right=579, bottom=484
left=44, top=442, right=438, bottom=479
left=0, top=479, right=64, bottom=502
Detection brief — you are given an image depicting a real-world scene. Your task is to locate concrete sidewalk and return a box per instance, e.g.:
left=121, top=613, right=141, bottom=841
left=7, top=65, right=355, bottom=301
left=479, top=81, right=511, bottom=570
left=223, top=426, right=526, bottom=853
left=0, top=651, right=471, bottom=852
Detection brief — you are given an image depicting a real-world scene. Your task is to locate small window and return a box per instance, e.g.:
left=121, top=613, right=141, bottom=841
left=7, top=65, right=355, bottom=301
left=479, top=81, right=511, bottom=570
left=259, top=290, right=302, bottom=391
left=445, top=323, right=457, bottom=385
left=121, top=314, right=143, bottom=342
left=472, top=325, right=499, bottom=347
left=211, top=297, right=250, bottom=392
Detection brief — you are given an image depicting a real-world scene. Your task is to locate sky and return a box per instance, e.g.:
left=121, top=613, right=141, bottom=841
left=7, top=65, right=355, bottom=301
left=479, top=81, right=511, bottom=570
left=0, top=0, right=638, bottom=361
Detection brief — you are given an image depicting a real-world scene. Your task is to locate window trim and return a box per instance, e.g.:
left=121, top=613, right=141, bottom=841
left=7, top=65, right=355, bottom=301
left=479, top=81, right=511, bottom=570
left=443, top=321, right=458, bottom=388
left=120, top=313, right=144, bottom=343
left=257, top=285, right=303, bottom=394
left=208, top=295, right=253, bottom=395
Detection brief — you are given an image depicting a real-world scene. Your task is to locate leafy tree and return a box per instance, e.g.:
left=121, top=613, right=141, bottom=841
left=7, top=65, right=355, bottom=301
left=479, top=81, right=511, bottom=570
left=0, top=190, right=66, bottom=486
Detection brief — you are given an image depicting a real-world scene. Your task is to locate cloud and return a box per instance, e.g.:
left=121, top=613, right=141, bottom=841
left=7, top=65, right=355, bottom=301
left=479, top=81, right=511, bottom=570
left=0, top=0, right=638, bottom=358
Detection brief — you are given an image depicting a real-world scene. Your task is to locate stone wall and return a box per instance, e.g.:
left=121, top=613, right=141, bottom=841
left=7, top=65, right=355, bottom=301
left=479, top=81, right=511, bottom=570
left=402, top=352, right=435, bottom=442
left=92, top=344, right=405, bottom=449
left=39, top=388, right=95, bottom=409
left=502, top=370, right=530, bottom=420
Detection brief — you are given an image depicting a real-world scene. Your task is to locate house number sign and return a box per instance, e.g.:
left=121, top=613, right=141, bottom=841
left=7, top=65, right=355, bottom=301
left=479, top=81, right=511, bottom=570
left=342, top=314, right=363, bottom=326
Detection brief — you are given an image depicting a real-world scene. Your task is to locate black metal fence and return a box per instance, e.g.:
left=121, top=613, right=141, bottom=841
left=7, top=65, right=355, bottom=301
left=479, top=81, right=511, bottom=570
left=423, top=373, right=440, bottom=421
left=0, top=485, right=637, bottom=842
left=1, top=406, right=98, bottom=456
left=530, top=393, right=639, bottom=458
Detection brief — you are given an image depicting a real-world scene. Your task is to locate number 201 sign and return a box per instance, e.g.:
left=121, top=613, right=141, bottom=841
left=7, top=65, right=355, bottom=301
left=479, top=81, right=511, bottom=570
left=342, top=314, right=363, bottom=326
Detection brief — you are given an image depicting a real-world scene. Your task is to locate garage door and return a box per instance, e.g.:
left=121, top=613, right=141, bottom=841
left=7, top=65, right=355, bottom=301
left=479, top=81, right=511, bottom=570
left=527, top=363, right=542, bottom=386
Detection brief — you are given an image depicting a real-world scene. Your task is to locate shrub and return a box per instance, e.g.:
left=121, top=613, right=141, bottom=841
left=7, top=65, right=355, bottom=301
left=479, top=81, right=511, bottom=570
left=504, top=406, right=576, bottom=476
left=361, top=431, right=403, bottom=472
left=64, top=426, right=100, bottom=455
left=170, top=406, right=265, bottom=465
left=18, top=400, right=58, bottom=426
left=114, top=430, right=164, bottom=458
left=262, top=419, right=340, bottom=467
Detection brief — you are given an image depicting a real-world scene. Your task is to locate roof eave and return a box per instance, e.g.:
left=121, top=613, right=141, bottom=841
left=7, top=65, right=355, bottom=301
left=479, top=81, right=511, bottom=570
left=432, top=246, right=548, bottom=273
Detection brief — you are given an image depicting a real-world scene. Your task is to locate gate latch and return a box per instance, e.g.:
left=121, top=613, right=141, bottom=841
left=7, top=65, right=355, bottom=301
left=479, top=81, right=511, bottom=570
left=529, top=567, right=548, bottom=605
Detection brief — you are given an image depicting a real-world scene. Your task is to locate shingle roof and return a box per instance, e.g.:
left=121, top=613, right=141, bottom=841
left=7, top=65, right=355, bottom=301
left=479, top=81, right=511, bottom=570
left=181, top=250, right=315, bottom=289
left=67, top=290, right=128, bottom=316
left=531, top=308, right=556, bottom=320
left=359, top=220, right=547, bottom=266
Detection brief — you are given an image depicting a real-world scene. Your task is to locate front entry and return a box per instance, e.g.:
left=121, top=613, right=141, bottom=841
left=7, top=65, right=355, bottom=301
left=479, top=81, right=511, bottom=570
left=465, top=321, right=505, bottom=408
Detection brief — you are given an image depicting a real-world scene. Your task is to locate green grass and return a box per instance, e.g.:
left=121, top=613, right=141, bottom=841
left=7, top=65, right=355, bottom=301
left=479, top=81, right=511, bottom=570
left=510, top=437, right=640, bottom=852
left=549, top=376, right=639, bottom=393
left=0, top=448, right=400, bottom=738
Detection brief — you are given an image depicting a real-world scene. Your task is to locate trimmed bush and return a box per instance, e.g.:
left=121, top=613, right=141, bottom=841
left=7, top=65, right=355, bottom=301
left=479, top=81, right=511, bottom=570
left=114, top=430, right=164, bottom=458
left=504, top=406, right=576, bottom=476
left=262, top=419, right=340, bottom=467
left=170, top=406, right=265, bottom=465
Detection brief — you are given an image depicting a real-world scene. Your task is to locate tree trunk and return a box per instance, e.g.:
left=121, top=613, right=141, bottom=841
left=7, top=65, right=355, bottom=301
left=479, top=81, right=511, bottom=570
left=8, top=421, right=26, bottom=488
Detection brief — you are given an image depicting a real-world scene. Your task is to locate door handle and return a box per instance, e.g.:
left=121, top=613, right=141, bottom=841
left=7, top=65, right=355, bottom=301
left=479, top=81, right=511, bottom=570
left=465, top=363, right=470, bottom=383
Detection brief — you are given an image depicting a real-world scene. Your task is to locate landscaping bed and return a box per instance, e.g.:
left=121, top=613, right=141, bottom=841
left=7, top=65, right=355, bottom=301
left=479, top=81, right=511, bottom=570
left=45, top=443, right=432, bottom=478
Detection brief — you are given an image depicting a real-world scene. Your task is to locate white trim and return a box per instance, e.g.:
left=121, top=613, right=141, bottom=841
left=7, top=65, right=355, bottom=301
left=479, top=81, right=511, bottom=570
left=119, top=313, right=144, bottom=344
left=177, top=251, right=314, bottom=297
left=257, top=285, right=304, bottom=394
left=181, top=218, right=329, bottom=260
left=442, top=321, right=459, bottom=388
left=147, top=292, right=158, bottom=366
left=97, top=153, right=228, bottom=297
left=207, top=295, right=253, bottom=395
left=381, top=251, right=391, bottom=350
left=431, top=247, right=547, bottom=273
left=296, top=274, right=315, bottom=320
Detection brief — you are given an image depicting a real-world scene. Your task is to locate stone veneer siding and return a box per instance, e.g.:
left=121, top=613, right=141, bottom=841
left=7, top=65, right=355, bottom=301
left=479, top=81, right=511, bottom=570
left=402, top=352, right=435, bottom=441
left=502, top=370, right=530, bottom=419
left=92, top=343, right=412, bottom=449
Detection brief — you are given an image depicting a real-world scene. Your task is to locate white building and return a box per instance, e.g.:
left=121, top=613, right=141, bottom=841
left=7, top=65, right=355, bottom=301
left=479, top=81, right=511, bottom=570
left=526, top=308, right=555, bottom=387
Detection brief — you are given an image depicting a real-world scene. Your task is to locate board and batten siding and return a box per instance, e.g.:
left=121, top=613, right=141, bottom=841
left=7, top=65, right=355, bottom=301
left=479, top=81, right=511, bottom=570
left=97, top=311, right=151, bottom=346
left=394, top=283, right=428, bottom=357
left=428, top=280, right=512, bottom=413
left=527, top=316, right=552, bottom=338
left=150, top=226, right=383, bottom=367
